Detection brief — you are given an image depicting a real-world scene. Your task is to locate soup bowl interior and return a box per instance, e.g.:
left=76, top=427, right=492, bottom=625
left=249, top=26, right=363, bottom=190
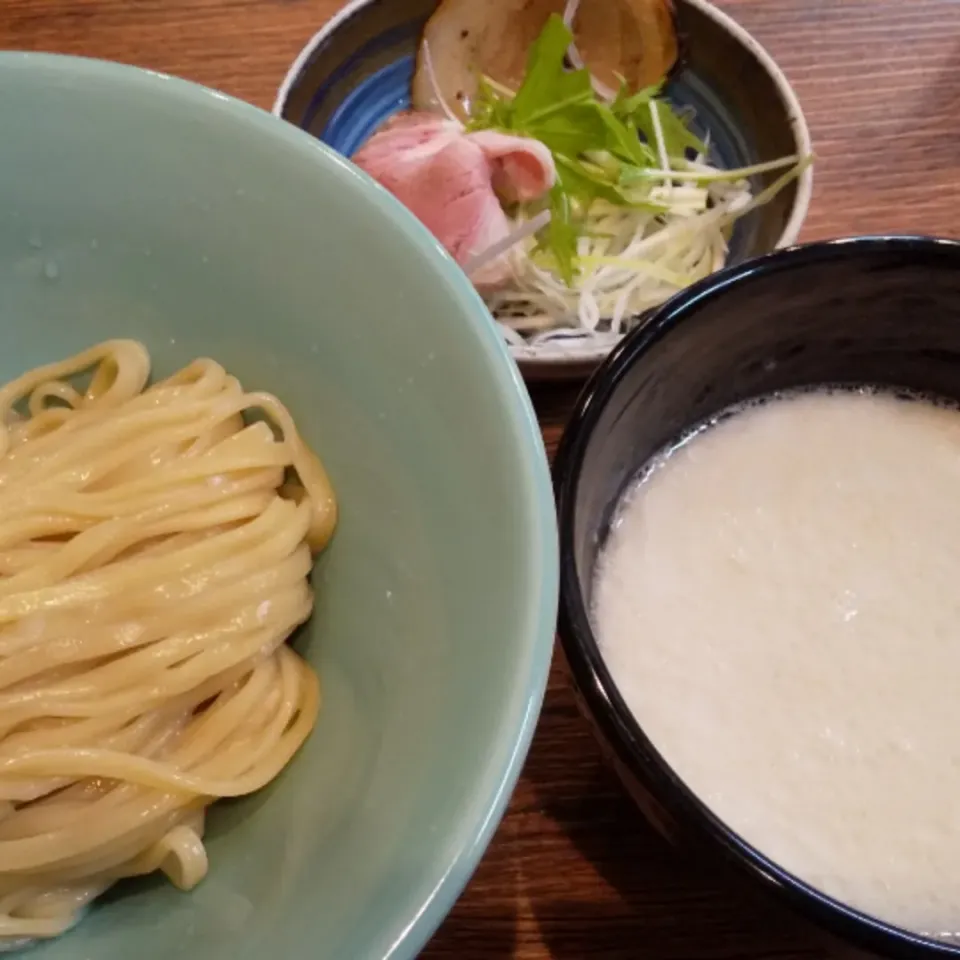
left=555, top=236, right=960, bottom=959
left=0, top=53, right=557, bottom=960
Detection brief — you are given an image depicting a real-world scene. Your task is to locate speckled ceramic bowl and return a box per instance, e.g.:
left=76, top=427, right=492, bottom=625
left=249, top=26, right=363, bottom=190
left=274, top=0, right=813, bottom=380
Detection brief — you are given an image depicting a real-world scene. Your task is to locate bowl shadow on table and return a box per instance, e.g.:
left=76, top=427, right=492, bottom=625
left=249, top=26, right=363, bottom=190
left=520, top=657, right=874, bottom=960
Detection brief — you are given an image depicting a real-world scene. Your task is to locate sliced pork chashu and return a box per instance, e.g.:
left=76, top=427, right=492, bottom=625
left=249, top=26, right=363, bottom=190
left=412, top=0, right=680, bottom=122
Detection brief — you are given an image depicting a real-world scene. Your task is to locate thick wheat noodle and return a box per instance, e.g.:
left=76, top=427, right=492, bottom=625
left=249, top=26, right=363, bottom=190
left=0, top=340, right=336, bottom=948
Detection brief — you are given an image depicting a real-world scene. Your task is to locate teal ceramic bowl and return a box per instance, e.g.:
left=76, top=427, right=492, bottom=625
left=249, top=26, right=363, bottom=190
left=0, top=53, right=557, bottom=960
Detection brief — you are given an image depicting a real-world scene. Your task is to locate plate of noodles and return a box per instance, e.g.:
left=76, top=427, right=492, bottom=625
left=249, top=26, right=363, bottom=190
left=275, top=0, right=813, bottom=378
left=0, top=52, right=556, bottom=960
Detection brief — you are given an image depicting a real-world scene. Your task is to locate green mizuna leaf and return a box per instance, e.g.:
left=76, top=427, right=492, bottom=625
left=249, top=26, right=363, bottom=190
left=631, top=99, right=708, bottom=158
left=610, top=80, right=662, bottom=117
left=467, top=13, right=710, bottom=278
left=596, top=105, right=656, bottom=167
left=525, top=105, right=608, bottom=157
left=541, top=184, right=579, bottom=285
left=510, top=15, right=593, bottom=124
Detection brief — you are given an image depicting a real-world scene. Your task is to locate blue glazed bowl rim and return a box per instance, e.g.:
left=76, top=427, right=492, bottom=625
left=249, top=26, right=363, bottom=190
left=0, top=50, right=560, bottom=960
left=554, top=234, right=960, bottom=960
left=270, top=0, right=815, bottom=375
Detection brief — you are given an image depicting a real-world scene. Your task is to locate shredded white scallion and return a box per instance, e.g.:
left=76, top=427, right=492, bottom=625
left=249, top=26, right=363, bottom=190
left=482, top=128, right=810, bottom=354
left=421, top=39, right=462, bottom=126
left=648, top=101, right=672, bottom=193
left=561, top=0, right=616, bottom=101
left=465, top=209, right=552, bottom=279
left=486, top=167, right=769, bottom=346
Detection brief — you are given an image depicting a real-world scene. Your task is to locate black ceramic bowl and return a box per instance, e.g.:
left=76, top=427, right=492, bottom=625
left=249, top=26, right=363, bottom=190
left=554, top=235, right=960, bottom=960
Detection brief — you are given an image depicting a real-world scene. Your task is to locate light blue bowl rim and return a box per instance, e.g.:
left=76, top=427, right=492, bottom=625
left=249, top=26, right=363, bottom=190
left=0, top=51, right=559, bottom=960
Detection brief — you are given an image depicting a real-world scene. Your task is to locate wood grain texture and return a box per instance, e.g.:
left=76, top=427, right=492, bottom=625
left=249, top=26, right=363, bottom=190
left=2, top=0, right=958, bottom=956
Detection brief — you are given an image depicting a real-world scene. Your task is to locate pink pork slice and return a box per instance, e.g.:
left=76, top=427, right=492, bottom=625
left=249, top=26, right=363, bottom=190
left=352, top=112, right=556, bottom=287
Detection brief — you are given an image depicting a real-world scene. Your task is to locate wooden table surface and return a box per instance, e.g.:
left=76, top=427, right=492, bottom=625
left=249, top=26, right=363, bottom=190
left=4, top=0, right=959, bottom=956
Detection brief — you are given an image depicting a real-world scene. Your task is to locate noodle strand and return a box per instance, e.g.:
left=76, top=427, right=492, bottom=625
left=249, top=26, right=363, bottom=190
left=0, top=341, right=334, bottom=945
